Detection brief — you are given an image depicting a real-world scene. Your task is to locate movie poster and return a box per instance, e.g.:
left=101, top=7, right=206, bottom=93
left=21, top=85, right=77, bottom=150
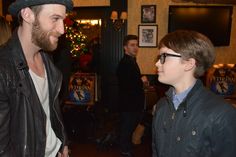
left=206, top=64, right=236, bottom=97
left=68, top=73, right=96, bottom=105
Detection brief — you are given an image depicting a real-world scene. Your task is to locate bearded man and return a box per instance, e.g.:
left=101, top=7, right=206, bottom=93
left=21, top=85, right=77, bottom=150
left=0, top=0, right=73, bottom=156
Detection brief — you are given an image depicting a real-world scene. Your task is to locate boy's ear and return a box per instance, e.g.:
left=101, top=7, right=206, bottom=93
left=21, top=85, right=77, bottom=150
left=184, top=58, right=196, bottom=71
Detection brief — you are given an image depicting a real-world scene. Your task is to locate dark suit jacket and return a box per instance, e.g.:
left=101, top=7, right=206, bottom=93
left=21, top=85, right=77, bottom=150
left=117, top=54, right=145, bottom=112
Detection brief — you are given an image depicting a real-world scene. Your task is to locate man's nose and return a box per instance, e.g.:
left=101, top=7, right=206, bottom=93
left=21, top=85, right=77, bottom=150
left=57, top=20, right=65, bottom=35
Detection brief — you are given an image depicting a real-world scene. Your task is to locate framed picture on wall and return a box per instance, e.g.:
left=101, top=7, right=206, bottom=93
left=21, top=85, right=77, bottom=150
left=138, top=25, right=158, bottom=47
left=141, top=5, right=156, bottom=23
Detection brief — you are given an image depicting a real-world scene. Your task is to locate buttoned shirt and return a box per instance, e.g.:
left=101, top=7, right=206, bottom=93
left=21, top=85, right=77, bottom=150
left=172, top=86, right=193, bottom=110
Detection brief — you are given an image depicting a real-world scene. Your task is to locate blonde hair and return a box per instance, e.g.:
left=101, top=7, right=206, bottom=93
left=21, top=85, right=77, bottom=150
left=0, top=16, right=12, bottom=45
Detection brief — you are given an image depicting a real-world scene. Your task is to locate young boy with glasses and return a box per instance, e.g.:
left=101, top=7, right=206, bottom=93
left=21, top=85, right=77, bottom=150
left=152, top=30, right=236, bottom=157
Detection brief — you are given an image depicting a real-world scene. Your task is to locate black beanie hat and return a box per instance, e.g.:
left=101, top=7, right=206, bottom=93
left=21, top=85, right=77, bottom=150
left=9, top=0, right=74, bottom=16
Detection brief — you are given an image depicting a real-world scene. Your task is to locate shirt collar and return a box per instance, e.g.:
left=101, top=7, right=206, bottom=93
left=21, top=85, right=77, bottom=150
left=172, top=84, right=195, bottom=109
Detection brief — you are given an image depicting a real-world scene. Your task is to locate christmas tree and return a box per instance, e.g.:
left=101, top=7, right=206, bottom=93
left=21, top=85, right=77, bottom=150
left=64, top=17, right=89, bottom=58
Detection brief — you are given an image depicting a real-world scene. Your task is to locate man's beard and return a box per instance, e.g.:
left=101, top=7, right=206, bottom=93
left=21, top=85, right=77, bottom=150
left=31, top=18, right=61, bottom=52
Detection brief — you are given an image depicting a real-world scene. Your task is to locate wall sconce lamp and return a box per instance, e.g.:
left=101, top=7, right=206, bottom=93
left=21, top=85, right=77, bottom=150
left=5, top=14, right=13, bottom=24
left=110, top=11, right=127, bottom=31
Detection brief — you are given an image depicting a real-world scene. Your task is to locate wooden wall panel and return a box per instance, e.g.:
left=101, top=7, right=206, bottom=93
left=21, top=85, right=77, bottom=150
left=0, top=0, right=2, bottom=16
left=98, top=0, right=127, bottom=110
left=172, top=0, right=236, bottom=4
left=73, top=0, right=110, bottom=7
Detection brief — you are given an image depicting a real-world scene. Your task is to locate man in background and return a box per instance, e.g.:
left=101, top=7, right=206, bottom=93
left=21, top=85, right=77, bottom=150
left=117, top=35, right=148, bottom=157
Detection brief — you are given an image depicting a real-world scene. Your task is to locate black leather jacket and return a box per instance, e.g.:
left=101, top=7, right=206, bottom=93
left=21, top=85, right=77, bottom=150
left=152, top=80, right=236, bottom=157
left=0, top=31, right=67, bottom=157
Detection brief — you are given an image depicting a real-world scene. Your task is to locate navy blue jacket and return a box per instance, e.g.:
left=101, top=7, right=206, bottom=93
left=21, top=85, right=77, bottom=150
left=152, top=80, right=236, bottom=157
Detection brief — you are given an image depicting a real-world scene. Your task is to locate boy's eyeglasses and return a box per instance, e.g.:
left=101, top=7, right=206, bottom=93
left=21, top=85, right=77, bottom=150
left=157, top=53, right=182, bottom=64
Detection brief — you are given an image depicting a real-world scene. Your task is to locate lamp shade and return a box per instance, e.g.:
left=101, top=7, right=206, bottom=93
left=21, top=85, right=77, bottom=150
left=5, top=14, right=13, bottom=22
left=110, top=11, right=118, bottom=20
left=120, top=11, right=127, bottom=20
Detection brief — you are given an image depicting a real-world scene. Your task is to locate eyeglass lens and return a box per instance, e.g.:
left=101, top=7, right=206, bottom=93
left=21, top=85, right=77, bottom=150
left=158, top=53, right=181, bottom=64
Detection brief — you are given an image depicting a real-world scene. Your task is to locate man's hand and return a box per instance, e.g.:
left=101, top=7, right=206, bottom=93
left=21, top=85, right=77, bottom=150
left=58, top=146, right=69, bottom=157
left=141, top=75, right=149, bottom=87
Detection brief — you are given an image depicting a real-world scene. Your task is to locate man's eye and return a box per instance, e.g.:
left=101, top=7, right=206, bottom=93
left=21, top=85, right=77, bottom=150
left=52, top=17, right=60, bottom=22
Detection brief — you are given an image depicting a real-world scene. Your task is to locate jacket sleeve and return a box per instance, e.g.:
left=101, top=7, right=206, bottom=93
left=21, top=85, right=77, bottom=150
left=0, top=72, right=11, bottom=156
left=211, top=105, right=236, bottom=157
left=152, top=105, right=159, bottom=157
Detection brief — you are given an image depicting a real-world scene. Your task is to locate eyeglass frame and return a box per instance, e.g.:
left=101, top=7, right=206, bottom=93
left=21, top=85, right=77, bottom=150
left=157, top=53, right=182, bottom=64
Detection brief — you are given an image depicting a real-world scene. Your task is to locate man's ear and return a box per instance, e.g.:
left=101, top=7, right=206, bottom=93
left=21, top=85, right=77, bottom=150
left=20, top=7, right=35, bottom=24
left=184, top=58, right=196, bottom=71
left=124, top=45, right=127, bottom=53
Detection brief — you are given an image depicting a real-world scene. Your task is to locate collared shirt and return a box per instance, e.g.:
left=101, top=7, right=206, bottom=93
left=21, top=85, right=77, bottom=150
left=172, top=85, right=194, bottom=110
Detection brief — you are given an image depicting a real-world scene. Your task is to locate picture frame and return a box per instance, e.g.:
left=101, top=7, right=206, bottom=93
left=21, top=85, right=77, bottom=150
left=67, top=72, right=96, bottom=106
left=141, top=5, right=156, bottom=23
left=138, top=25, right=158, bottom=47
